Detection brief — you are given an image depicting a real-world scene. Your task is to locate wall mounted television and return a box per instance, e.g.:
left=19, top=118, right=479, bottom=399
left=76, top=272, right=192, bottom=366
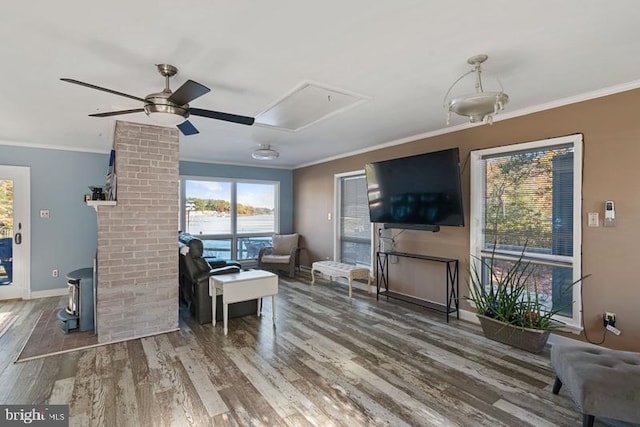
left=364, top=147, right=464, bottom=231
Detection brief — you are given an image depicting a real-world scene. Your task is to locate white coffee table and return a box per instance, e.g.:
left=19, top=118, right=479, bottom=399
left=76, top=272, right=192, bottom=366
left=209, top=270, right=278, bottom=335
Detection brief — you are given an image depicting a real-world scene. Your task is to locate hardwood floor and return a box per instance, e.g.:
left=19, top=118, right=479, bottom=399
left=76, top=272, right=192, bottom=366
left=0, top=276, right=596, bottom=426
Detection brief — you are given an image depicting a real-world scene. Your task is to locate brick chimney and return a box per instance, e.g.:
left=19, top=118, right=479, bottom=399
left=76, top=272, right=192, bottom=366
left=95, top=120, right=179, bottom=343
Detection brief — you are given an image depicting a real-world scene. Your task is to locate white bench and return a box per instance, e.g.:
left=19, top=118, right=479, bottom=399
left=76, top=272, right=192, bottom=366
left=311, top=261, right=371, bottom=298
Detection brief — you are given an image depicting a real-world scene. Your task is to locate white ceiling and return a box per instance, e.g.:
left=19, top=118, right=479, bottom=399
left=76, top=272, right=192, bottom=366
left=2, top=1, right=640, bottom=169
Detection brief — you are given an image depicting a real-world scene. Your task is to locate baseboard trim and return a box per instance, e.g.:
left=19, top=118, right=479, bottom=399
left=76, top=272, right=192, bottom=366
left=28, top=288, right=68, bottom=299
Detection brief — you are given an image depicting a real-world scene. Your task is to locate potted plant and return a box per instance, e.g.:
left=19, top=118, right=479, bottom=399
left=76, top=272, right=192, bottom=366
left=467, top=245, right=588, bottom=353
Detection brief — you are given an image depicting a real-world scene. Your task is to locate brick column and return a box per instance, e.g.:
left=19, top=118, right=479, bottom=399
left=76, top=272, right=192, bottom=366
left=95, top=120, right=179, bottom=343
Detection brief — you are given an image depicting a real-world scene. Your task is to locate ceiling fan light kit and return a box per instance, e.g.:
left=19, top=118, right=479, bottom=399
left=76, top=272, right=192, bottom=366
left=252, top=144, right=279, bottom=160
left=61, top=64, right=255, bottom=136
left=444, top=54, right=509, bottom=125
left=143, top=65, right=188, bottom=125
left=144, top=103, right=188, bottom=126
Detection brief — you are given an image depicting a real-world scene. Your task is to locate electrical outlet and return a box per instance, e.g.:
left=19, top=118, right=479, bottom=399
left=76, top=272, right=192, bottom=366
left=39, top=209, right=50, bottom=219
left=603, top=312, right=616, bottom=327
left=52, top=269, right=59, bottom=278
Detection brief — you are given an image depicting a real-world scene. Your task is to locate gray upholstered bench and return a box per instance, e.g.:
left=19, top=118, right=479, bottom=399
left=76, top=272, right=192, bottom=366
left=551, top=341, right=640, bottom=427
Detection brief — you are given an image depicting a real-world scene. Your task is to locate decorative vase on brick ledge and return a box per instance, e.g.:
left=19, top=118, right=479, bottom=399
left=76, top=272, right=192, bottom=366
left=477, top=314, right=550, bottom=354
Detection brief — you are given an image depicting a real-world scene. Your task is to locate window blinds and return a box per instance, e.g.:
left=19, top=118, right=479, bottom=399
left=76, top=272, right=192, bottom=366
left=339, top=175, right=371, bottom=266
left=481, top=144, right=574, bottom=259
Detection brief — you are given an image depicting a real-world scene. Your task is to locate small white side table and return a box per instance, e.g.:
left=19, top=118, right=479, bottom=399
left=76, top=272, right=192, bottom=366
left=209, top=270, right=278, bottom=335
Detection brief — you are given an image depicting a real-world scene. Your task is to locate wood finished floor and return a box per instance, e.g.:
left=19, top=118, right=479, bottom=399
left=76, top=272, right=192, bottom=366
left=0, top=276, right=600, bottom=426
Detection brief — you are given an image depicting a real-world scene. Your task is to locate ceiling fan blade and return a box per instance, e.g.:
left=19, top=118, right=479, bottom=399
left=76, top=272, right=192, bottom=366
left=61, top=78, right=146, bottom=102
left=89, top=108, right=145, bottom=117
left=168, top=80, right=210, bottom=105
left=189, top=108, right=255, bottom=126
left=177, top=120, right=199, bottom=136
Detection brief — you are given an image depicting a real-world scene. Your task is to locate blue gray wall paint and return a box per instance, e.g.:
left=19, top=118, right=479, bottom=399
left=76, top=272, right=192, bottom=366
left=0, top=145, right=294, bottom=293
left=0, top=145, right=108, bottom=292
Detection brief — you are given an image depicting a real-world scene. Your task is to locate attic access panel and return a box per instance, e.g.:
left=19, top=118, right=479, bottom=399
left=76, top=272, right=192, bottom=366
left=255, top=82, right=369, bottom=132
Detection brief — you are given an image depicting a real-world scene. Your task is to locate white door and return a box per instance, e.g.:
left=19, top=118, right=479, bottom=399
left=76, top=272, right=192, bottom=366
left=0, top=165, right=30, bottom=300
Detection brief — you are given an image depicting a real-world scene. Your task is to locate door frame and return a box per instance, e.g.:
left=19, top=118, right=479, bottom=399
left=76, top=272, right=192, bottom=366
left=0, top=165, right=30, bottom=300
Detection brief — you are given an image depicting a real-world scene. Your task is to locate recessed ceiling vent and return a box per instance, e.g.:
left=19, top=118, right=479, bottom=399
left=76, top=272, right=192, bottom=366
left=255, top=81, right=369, bottom=132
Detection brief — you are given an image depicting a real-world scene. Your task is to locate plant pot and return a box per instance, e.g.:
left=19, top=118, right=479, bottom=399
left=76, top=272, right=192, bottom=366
left=476, top=314, right=550, bottom=353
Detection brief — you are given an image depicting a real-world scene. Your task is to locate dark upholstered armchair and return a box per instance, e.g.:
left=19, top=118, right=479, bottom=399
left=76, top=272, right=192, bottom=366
left=179, top=237, right=240, bottom=324
left=179, top=231, right=234, bottom=268
left=258, top=233, right=301, bottom=278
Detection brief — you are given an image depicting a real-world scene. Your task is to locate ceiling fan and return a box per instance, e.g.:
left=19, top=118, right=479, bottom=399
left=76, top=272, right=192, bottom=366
left=61, top=64, right=255, bottom=136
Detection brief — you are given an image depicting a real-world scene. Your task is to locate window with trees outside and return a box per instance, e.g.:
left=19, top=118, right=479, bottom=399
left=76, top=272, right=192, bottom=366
left=181, top=178, right=278, bottom=261
left=336, top=172, right=372, bottom=268
left=470, top=134, right=583, bottom=328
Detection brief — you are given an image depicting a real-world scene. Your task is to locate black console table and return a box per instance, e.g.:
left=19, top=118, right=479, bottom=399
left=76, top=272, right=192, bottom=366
left=376, top=251, right=459, bottom=322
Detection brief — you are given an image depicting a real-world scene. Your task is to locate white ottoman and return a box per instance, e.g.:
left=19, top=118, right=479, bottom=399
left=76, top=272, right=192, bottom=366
left=311, top=261, right=371, bottom=298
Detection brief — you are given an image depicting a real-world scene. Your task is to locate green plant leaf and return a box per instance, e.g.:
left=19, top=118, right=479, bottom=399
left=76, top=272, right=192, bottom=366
left=465, top=242, right=590, bottom=330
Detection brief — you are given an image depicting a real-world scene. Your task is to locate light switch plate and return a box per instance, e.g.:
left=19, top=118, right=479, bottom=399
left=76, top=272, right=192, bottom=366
left=588, top=212, right=599, bottom=227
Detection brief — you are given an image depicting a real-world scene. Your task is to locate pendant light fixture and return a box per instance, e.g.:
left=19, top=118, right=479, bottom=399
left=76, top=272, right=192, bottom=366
left=251, top=144, right=279, bottom=160
left=444, top=54, right=509, bottom=125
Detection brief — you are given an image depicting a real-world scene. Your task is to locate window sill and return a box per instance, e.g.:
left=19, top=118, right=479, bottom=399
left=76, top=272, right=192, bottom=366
left=553, top=322, right=583, bottom=335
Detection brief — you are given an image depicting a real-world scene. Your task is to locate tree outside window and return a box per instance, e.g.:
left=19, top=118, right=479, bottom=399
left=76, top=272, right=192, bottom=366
left=471, top=135, right=583, bottom=327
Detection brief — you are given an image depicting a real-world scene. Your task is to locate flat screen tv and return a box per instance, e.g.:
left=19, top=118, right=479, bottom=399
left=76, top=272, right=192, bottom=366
left=364, top=148, right=464, bottom=230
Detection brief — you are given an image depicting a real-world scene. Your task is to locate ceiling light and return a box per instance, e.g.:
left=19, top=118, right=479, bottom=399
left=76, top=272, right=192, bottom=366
left=252, top=144, right=279, bottom=160
left=444, top=54, right=509, bottom=125
left=144, top=102, right=187, bottom=126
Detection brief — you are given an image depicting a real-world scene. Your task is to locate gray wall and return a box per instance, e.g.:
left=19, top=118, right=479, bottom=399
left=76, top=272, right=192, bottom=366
left=1, top=145, right=294, bottom=293
left=0, top=145, right=108, bottom=292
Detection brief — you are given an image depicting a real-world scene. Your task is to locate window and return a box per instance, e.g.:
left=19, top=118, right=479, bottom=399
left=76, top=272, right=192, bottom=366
left=181, top=178, right=278, bottom=260
left=470, top=134, right=583, bottom=328
left=336, top=172, right=372, bottom=267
